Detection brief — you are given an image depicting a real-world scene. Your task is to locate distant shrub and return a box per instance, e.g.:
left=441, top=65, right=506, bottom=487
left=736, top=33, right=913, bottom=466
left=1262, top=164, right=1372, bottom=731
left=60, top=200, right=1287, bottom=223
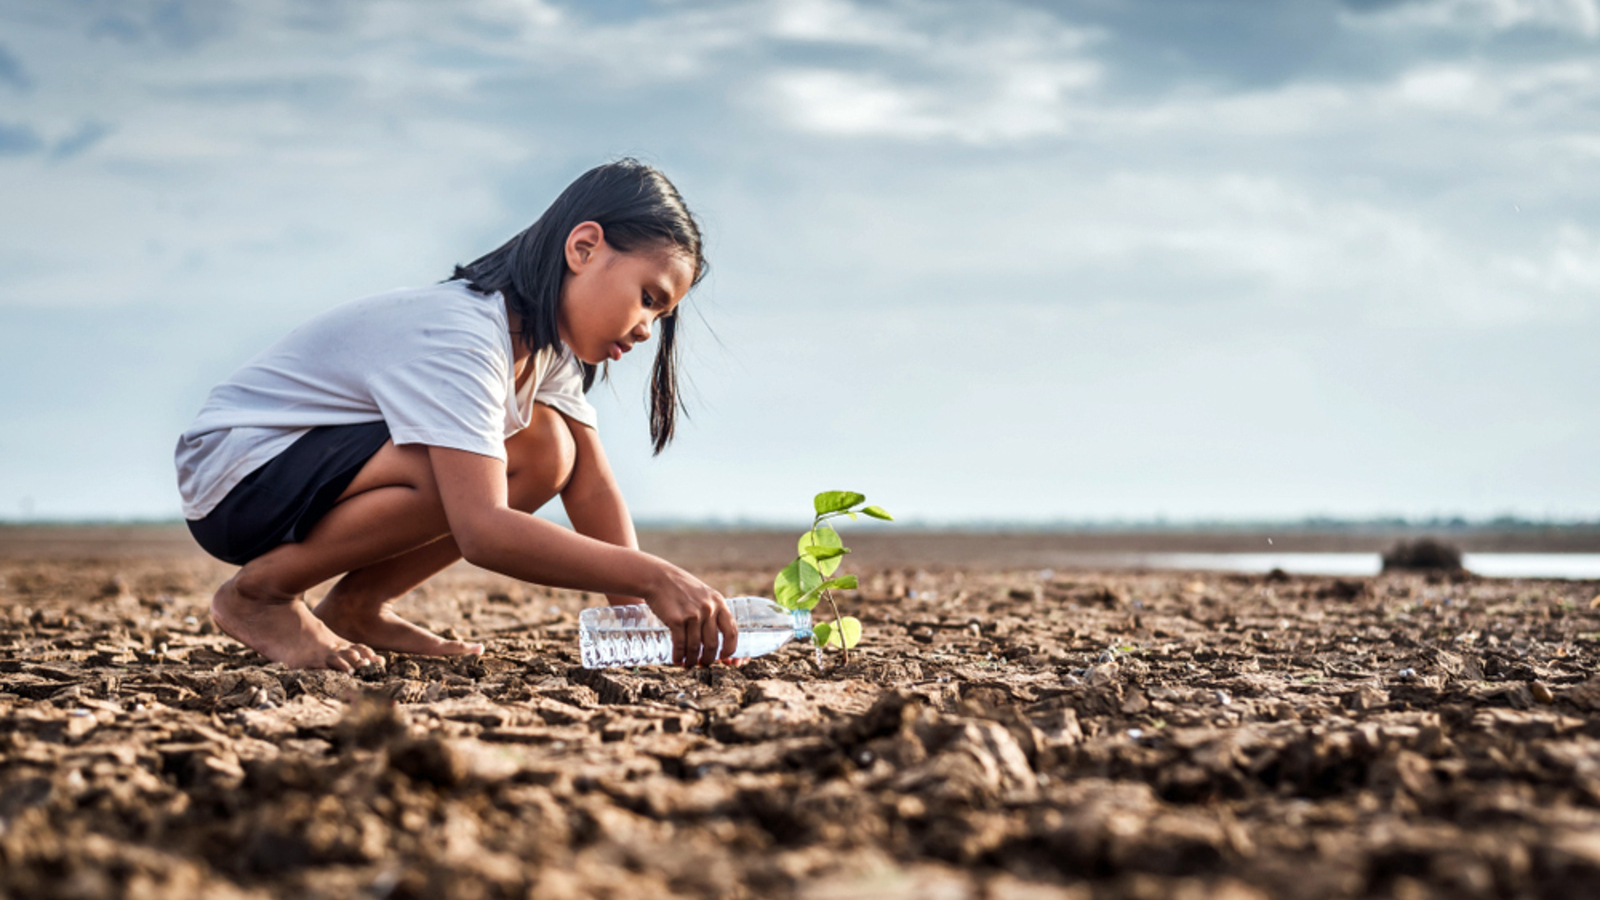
left=1381, top=538, right=1464, bottom=573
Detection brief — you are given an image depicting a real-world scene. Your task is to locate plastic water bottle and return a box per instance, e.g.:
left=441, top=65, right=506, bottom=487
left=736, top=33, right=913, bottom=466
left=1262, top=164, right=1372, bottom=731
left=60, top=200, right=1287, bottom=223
left=578, top=596, right=812, bottom=668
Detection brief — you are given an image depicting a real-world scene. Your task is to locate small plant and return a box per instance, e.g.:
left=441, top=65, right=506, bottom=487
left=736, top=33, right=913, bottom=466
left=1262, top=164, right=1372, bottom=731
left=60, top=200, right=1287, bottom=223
left=772, top=491, right=892, bottom=665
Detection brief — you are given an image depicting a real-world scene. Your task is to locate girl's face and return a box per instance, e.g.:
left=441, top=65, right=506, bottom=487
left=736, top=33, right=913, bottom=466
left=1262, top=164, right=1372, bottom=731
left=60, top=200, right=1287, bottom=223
left=557, top=222, right=695, bottom=366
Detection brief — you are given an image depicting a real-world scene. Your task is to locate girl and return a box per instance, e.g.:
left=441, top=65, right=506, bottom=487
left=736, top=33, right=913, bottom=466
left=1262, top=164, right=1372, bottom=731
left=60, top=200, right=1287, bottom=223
left=175, top=159, right=737, bottom=672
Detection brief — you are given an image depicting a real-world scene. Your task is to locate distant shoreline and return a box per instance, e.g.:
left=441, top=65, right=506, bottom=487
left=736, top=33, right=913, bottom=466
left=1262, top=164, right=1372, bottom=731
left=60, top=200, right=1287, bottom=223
left=3, top=522, right=1598, bottom=564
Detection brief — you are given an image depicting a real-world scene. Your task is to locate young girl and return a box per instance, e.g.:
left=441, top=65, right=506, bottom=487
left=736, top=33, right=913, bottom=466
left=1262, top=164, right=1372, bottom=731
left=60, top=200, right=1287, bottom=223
left=175, top=159, right=738, bottom=672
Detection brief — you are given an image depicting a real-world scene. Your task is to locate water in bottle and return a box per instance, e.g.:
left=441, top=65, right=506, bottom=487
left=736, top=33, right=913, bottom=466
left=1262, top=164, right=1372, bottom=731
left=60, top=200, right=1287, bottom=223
left=578, top=596, right=812, bottom=668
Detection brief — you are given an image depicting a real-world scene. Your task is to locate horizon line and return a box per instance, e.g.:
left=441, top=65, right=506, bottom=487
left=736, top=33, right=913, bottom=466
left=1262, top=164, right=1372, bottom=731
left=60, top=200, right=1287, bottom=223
left=3, top=514, right=1598, bottom=531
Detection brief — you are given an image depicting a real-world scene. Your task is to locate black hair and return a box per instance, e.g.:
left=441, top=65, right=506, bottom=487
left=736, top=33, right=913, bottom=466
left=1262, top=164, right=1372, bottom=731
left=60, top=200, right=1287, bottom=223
left=452, top=158, right=707, bottom=454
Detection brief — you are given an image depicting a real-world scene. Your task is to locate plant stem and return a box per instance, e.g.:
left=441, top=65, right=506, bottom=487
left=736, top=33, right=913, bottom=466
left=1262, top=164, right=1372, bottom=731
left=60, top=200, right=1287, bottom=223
left=822, top=588, right=849, bottom=666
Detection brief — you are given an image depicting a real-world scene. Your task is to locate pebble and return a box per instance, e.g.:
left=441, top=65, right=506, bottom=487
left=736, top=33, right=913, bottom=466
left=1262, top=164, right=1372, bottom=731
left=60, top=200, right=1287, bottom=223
left=1530, top=681, right=1555, bottom=704
left=1215, top=690, right=1232, bottom=705
left=1397, top=668, right=1416, bottom=681
left=1126, top=728, right=1143, bottom=740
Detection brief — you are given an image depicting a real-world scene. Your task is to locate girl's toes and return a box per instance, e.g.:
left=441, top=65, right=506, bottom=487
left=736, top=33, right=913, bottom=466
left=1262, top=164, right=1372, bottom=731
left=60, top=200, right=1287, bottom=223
left=446, top=640, right=484, bottom=656
left=333, top=644, right=371, bottom=670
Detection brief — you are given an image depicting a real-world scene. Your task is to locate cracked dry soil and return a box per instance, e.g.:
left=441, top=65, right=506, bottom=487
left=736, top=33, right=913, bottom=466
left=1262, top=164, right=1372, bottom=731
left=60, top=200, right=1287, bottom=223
left=4, top=551, right=1600, bottom=900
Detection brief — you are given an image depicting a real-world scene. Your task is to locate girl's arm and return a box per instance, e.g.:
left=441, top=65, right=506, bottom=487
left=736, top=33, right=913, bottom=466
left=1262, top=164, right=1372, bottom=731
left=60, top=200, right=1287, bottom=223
left=428, top=444, right=736, bottom=666
left=556, top=413, right=643, bottom=604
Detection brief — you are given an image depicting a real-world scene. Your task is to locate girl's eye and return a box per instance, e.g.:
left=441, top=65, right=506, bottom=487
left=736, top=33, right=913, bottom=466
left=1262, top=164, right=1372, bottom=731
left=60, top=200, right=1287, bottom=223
left=642, top=292, right=656, bottom=309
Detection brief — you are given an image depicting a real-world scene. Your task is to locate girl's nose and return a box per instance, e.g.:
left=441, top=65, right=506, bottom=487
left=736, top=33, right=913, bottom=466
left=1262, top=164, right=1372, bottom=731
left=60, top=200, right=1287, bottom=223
left=633, top=319, right=651, bottom=342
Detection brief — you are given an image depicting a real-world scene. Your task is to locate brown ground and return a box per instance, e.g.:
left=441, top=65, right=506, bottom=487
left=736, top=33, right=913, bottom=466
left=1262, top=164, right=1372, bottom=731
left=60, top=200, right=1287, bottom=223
left=3, top=528, right=1600, bottom=899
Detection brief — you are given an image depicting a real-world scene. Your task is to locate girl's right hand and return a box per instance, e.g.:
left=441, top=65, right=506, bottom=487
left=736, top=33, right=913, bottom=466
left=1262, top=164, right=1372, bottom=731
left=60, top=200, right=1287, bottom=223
left=644, top=565, right=738, bottom=667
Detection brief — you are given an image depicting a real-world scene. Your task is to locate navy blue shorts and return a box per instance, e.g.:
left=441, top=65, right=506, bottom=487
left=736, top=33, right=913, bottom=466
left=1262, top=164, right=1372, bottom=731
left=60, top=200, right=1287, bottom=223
left=187, top=421, right=392, bottom=566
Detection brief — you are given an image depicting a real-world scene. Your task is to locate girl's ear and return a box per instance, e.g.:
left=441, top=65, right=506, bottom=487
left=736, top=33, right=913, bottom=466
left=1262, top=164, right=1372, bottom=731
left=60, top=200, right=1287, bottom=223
left=565, top=221, right=605, bottom=273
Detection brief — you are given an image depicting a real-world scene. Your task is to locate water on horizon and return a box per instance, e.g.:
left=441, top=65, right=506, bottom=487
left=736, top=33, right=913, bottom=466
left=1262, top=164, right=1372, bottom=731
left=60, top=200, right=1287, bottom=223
left=1117, top=553, right=1600, bottom=580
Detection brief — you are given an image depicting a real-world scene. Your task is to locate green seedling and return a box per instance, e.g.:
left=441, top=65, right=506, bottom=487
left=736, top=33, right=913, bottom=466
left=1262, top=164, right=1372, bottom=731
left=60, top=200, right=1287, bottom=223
left=772, top=490, right=892, bottom=665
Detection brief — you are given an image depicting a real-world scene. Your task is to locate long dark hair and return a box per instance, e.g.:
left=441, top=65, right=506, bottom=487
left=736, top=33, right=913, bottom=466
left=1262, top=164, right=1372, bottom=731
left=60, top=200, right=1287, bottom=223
left=452, top=159, right=707, bottom=454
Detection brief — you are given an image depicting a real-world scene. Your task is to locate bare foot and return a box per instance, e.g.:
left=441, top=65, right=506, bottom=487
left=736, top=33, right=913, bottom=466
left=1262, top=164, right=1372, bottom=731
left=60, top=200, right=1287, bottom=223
left=313, top=594, right=484, bottom=658
left=211, top=577, right=381, bottom=672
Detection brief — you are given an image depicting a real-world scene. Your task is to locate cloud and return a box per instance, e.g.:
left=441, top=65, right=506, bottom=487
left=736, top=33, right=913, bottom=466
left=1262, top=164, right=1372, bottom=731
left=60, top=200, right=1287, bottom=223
left=1344, top=0, right=1600, bottom=36
left=1497, top=223, right=1600, bottom=295
left=766, top=57, right=1100, bottom=142
left=0, top=43, right=29, bottom=90
left=85, top=0, right=243, bottom=49
left=768, top=0, right=904, bottom=45
left=49, top=121, right=113, bottom=160
left=0, top=121, right=43, bottom=156
left=760, top=2, right=1101, bottom=142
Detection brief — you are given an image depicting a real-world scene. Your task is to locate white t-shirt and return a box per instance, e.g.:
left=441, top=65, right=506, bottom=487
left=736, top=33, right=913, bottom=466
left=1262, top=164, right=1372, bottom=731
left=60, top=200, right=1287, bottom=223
left=175, top=280, right=597, bottom=520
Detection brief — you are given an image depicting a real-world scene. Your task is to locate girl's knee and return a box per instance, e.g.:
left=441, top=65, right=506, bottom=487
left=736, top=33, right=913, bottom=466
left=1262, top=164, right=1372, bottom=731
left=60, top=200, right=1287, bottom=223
left=507, top=405, right=577, bottom=504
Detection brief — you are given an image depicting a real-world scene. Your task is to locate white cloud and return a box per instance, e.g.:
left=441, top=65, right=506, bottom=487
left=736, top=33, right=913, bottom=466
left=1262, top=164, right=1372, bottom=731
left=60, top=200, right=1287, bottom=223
left=760, top=1, right=1101, bottom=142
left=768, top=0, right=912, bottom=46
left=1496, top=223, right=1600, bottom=295
left=1344, top=0, right=1600, bottom=37
left=769, top=69, right=943, bottom=137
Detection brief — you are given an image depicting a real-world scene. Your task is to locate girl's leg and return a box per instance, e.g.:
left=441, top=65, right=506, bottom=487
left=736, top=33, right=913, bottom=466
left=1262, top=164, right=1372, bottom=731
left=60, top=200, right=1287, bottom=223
left=311, top=407, right=577, bottom=655
left=210, top=405, right=577, bottom=670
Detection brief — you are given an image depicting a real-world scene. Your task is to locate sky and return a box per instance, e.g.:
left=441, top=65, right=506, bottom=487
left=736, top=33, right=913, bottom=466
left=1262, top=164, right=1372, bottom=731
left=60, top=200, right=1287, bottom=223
left=0, top=0, right=1597, bottom=525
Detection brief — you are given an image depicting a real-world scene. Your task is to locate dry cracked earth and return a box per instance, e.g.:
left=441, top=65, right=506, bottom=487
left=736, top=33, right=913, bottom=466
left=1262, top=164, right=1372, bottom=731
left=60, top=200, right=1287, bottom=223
left=4, top=551, right=1600, bottom=899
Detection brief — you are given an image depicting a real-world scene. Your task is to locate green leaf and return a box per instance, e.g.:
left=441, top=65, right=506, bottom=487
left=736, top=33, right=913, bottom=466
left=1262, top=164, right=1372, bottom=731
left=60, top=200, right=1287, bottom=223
left=822, top=616, right=863, bottom=649
left=796, top=592, right=824, bottom=611
left=803, top=545, right=849, bottom=562
left=794, top=574, right=860, bottom=612
left=812, top=621, right=833, bottom=648
left=861, top=505, right=893, bottom=521
left=814, top=491, right=866, bottom=515
left=798, top=527, right=844, bottom=576
left=774, top=557, right=823, bottom=609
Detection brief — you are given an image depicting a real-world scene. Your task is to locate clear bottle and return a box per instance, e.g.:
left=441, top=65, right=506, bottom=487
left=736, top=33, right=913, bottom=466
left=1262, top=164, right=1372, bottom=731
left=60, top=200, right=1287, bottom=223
left=578, top=596, right=813, bottom=668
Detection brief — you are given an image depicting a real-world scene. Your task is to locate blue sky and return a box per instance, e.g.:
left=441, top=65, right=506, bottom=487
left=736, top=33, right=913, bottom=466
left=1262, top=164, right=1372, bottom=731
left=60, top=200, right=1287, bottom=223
left=1, top=0, right=1597, bottom=523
